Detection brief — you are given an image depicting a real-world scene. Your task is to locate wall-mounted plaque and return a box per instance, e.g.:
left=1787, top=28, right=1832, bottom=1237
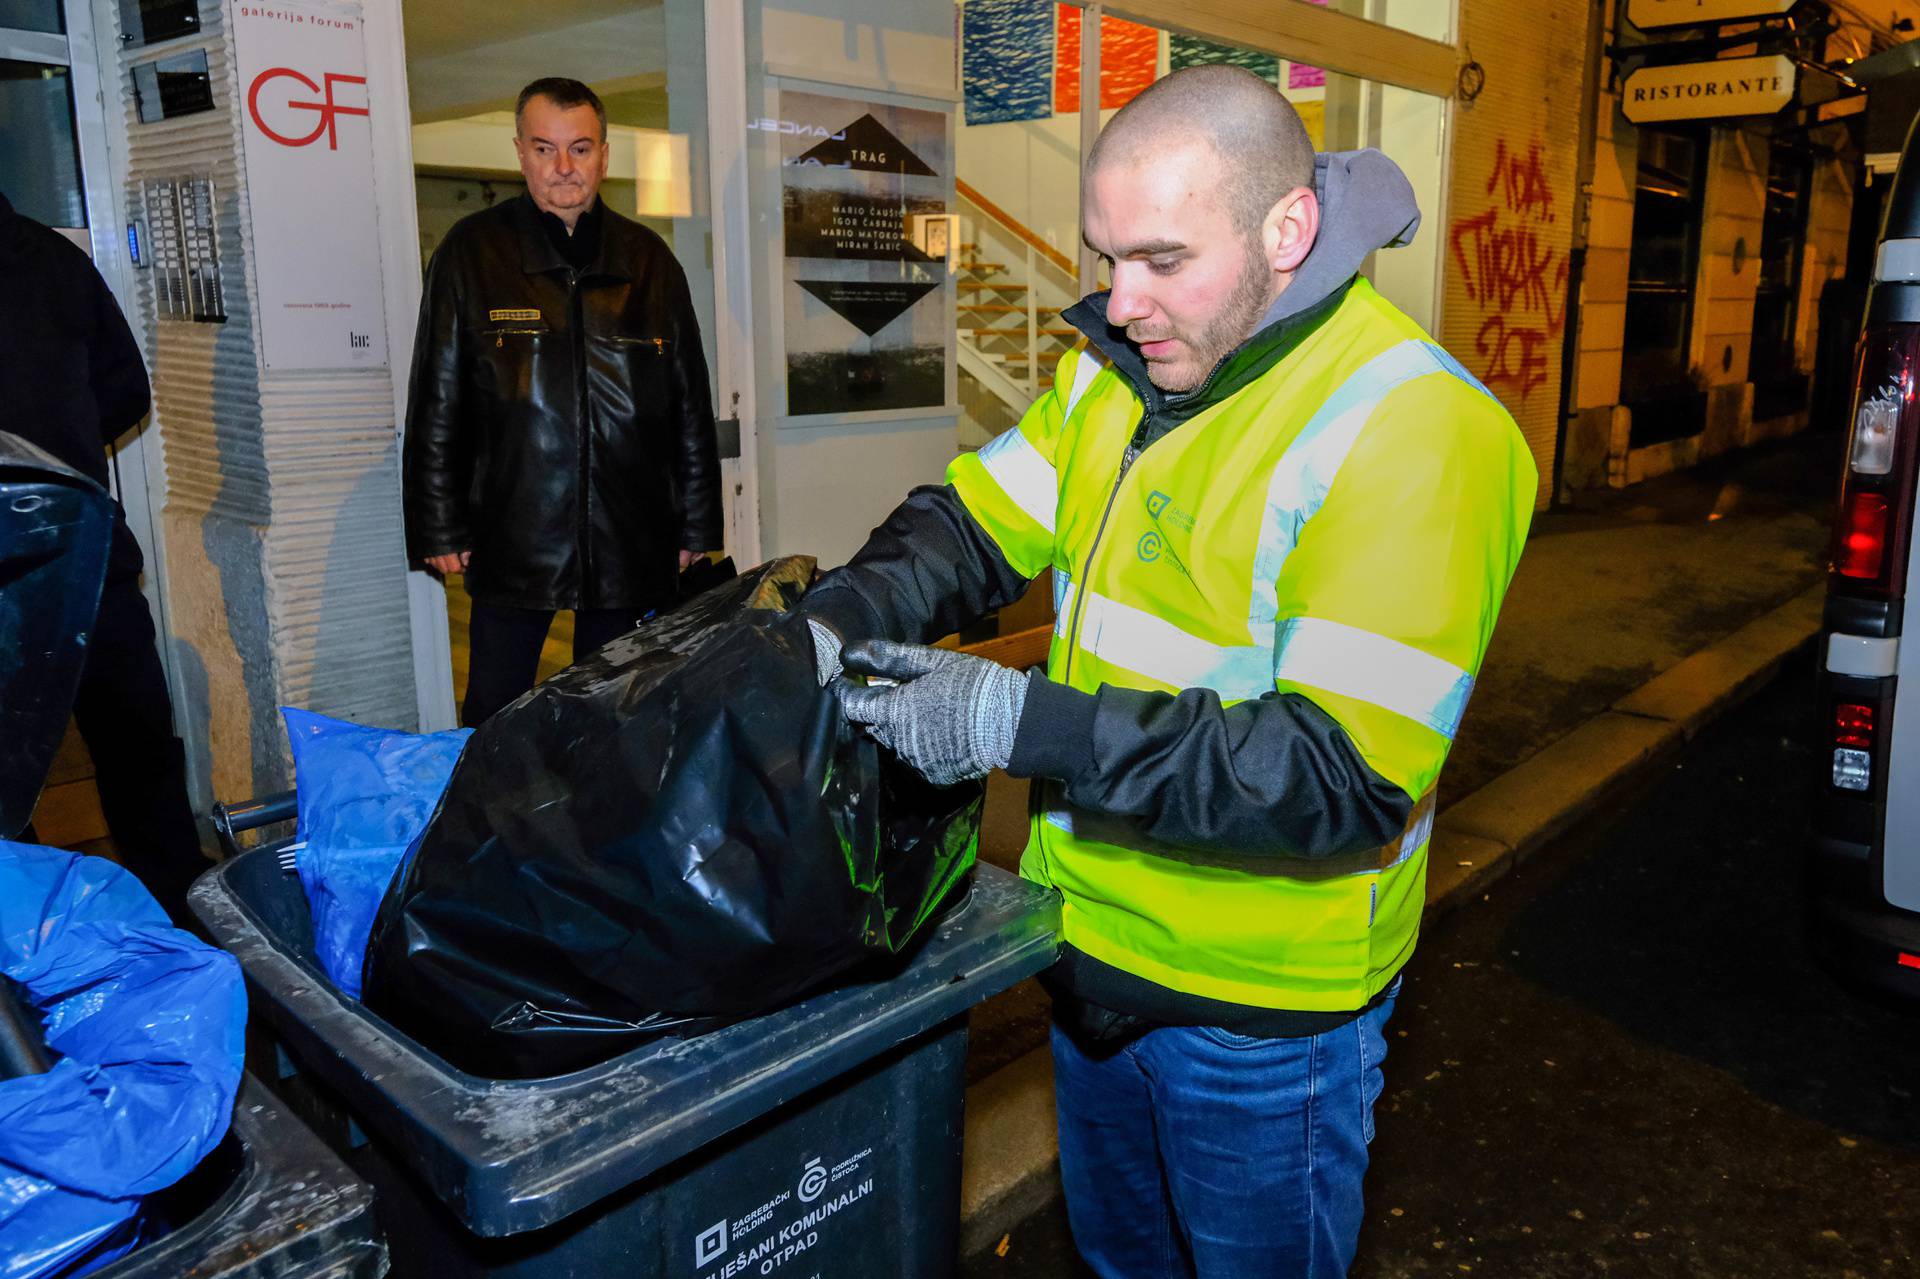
left=230, top=0, right=389, bottom=370
left=1625, top=0, right=1796, bottom=30
left=776, top=88, right=952, bottom=418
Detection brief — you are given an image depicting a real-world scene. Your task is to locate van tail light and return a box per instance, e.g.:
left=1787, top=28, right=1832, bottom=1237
left=1832, top=701, right=1876, bottom=792
left=1831, top=326, right=1920, bottom=598
left=1836, top=491, right=1890, bottom=579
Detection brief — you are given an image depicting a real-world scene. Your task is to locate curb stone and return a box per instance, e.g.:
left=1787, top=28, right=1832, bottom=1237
left=957, top=582, right=1826, bottom=1255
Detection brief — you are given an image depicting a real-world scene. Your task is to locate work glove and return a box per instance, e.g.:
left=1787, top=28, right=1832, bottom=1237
left=834, top=640, right=1028, bottom=787
left=805, top=618, right=844, bottom=687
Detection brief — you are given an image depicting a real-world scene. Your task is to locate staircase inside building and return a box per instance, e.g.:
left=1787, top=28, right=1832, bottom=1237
left=954, top=180, right=1083, bottom=445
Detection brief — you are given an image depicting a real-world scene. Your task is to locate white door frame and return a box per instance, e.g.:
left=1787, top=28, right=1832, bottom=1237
left=705, top=0, right=763, bottom=566
left=363, top=0, right=460, bottom=732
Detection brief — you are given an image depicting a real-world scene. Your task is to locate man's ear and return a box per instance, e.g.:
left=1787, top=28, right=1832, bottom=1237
left=1263, top=187, right=1320, bottom=275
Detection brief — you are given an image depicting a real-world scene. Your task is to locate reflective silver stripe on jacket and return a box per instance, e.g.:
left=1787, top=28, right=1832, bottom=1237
left=976, top=426, right=1058, bottom=534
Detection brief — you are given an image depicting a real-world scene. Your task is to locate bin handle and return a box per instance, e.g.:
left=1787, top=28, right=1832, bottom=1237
left=211, top=790, right=297, bottom=857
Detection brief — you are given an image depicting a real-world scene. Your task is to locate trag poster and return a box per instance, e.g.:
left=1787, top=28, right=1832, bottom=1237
left=779, top=90, right=951, bottom=417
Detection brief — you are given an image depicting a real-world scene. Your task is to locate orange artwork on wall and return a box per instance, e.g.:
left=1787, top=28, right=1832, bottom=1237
left=1054, top=6, right=1158, bottom=114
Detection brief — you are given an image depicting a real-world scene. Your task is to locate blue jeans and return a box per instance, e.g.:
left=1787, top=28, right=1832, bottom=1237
left=1051, top=981, right=1399, bottom=1279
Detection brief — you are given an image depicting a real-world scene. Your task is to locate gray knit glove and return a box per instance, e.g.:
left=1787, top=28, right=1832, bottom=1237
left=805, top=618, right=843, bottom=687
left=835, top=640, right=1028, bottom=786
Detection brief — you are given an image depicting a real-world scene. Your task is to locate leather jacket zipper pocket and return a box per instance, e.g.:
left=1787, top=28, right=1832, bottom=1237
left=605, top=336, right=671, bottom=355
left=480, top=326, right=547, bottom=348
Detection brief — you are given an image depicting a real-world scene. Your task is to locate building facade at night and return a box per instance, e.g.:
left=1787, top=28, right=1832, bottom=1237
left=8, top=0, right=1917, bottom=817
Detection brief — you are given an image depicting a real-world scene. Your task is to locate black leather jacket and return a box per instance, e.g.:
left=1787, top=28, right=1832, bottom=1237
left=403, top=195, right=723, bottom=611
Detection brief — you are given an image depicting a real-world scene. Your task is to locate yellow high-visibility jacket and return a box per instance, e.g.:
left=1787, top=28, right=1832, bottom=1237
left=806, top=274, right=1534, bottom=1021
left=946, top=277, right=1535, bottom=1012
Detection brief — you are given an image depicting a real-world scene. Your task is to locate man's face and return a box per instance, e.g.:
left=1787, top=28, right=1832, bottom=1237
left=1083, top=142, right=1279, bottom=393
left=514, top=95, right=607, bottom=222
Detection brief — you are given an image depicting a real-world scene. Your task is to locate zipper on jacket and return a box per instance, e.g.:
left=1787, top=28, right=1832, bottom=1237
left=1042, top=412, right=1153, bottom=878
left=1058, top=352, right=1233, bottom=690
left=569, top=269, right=592, bottom=604
left=1059, top=445, right=1137, bottom=691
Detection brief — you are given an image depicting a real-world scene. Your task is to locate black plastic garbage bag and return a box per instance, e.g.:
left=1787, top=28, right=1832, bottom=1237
left=362, top=558, right=982, bottom=1078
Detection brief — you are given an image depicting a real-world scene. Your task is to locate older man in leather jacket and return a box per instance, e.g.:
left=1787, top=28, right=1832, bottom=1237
left=403, top=77, right=723, bottom=725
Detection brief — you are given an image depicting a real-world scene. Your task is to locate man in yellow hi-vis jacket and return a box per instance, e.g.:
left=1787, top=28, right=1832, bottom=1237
left=799, top=66, right=1536, bottom=1277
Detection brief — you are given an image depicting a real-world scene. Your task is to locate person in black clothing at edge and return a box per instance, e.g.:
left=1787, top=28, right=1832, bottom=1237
left=403, top=77, right=724, bottom=726
left=0, top=189, right=210, bottom=922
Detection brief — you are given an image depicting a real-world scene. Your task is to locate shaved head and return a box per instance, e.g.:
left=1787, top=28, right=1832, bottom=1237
left=1080, top=65, right=1322, bottom=390
left=1087, top=65, right=1315, bottom=236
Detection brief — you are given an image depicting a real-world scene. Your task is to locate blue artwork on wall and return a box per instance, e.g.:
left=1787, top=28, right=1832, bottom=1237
left=963, top=0, right=1054, bottom=125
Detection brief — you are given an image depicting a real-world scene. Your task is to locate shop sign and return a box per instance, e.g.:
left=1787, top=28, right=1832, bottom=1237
left=1627, top=0, right=1797, bottom=29
left=1621, top=54, right=1796, bottom=123
left=232, top=0, right=389, bottom=371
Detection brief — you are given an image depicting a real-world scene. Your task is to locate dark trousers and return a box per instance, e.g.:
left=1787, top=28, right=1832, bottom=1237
left=69, top=574, right=209, bottom=923
left=462, top=601, right=640, bottom=727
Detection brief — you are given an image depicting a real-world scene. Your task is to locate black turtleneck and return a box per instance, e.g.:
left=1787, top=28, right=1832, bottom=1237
left=535, top=196, right=603, bottom=272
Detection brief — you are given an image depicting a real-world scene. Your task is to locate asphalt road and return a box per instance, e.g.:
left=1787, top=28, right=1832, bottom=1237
left=964, top=651, right=1920, bottom=1278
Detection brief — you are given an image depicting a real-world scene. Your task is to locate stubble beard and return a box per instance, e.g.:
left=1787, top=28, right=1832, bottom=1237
left=1136, top=239, right=1276, bottom=394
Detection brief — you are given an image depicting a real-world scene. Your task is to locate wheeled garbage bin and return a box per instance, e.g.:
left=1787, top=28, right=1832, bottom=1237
left=191, top=805, right=1059, bottom=1279
left=0, top=431, right=390, bottom=1279
left=92, top=1078, right=388, bottom=1279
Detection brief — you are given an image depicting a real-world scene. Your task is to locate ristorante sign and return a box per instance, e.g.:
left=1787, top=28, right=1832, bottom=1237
left=1620, top=54, right=1797, bottom=123
left=1626, top=0, right=1797, bottom=29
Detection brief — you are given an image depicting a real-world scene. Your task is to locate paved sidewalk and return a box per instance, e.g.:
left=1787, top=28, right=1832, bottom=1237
left=958, top=430, right=1841, bottom=1255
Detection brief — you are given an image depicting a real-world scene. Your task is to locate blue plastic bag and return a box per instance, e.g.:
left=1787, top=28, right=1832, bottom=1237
left=282, top=708, right=471, bottom=999
left=0, top=841, right=246, bottom=1279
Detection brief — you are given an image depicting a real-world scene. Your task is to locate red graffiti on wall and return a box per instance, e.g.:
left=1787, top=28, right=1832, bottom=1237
left=1489, top=136, right=1555, bottom=224
left=1450, top=138, right=1566, bottom=403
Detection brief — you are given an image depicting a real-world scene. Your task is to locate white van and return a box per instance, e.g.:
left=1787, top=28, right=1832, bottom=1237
left=1808, top=122, right=1920, bottom=996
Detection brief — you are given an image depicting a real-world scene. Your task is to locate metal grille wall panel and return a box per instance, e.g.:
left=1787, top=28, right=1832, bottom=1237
left=112, top=0, right=419, bottom=805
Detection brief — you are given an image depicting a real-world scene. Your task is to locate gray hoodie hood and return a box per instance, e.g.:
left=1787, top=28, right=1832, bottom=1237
left=1259, top=147, right=1421, bottom=329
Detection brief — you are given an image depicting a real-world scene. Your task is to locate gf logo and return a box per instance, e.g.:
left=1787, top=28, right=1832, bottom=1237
left=248, top=67, right=369, bottom=150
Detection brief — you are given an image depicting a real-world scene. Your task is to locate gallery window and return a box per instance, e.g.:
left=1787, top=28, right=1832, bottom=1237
left=1749, top=136, right=1812, bottom=421
left=0, top=59, right=85, bottom=228
left=1621, top=125, right=1708, bottom=446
